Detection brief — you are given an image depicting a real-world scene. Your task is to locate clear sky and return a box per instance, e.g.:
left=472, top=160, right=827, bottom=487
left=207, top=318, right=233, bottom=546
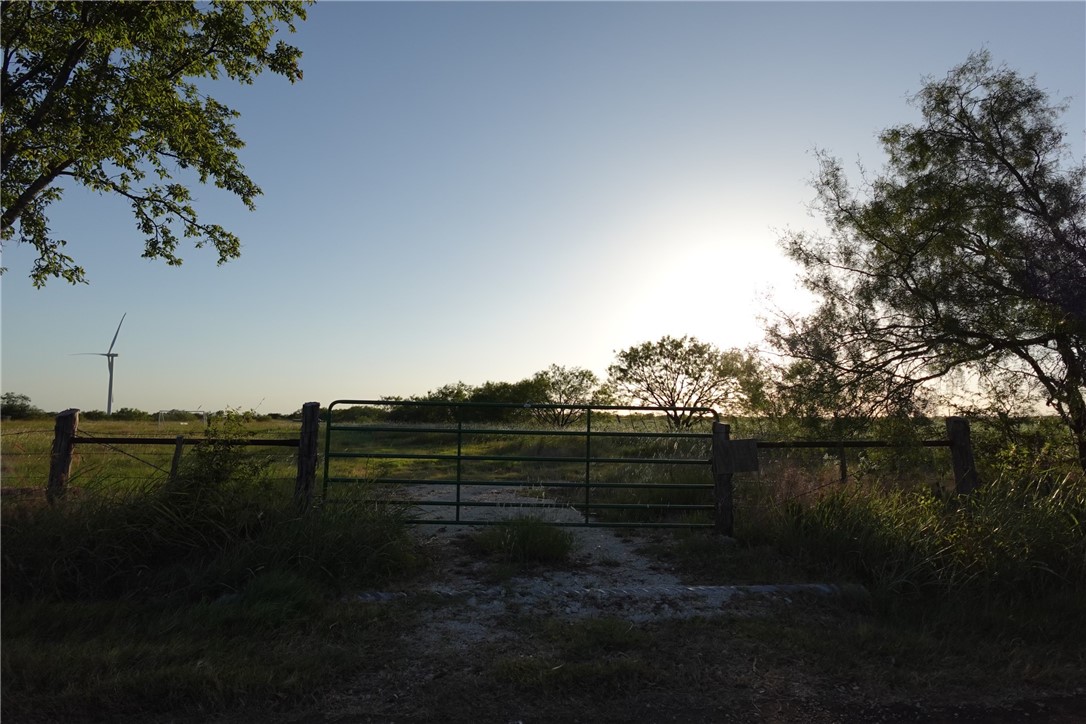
left=2, top=1, right=1084, bottom=415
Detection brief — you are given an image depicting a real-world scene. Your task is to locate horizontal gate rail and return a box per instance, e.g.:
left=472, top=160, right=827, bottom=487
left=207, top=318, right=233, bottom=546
left=323, top=399, right=718, bottom=529
left=756, top=439, right=951, bottom=449
left=326, top=451, right=708, bottom=465
left=73, top=436, right=299, bottom=447
left=324, top=477, right=713, bottom=491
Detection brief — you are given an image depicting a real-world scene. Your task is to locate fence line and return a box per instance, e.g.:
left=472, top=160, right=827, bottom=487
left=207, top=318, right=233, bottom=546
left=41, top=406, right=979, bottom=530
left=713, top=417, right=977, bottom=535
left=45, top=405, right=321, bottom=507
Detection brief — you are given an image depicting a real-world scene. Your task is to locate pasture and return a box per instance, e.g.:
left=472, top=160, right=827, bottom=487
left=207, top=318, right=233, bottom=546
left=1, top=416, right=303, bottom=497
left=2, top=411, right=1084, bottom=722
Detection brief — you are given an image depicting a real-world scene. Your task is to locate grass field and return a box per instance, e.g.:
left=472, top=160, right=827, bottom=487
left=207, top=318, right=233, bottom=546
left=1, top=416, right=303, bottom=495
left=2, top=412, right=1084, bottom=722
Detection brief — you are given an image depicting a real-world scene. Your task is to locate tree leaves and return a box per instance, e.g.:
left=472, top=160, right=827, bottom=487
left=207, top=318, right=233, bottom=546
left=607, top=335, right=764, bottom=428
left=771, top=51, right=1086, bottom=470
left=1, top=1, right=309, bottom=286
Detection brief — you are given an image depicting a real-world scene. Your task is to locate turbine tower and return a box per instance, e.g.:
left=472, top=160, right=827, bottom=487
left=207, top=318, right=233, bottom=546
left=75, top=314, right=126, bottom=415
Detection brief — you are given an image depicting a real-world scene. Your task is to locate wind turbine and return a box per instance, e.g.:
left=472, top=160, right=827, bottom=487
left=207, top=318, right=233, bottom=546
left=74, top=314, right=126, bottom=415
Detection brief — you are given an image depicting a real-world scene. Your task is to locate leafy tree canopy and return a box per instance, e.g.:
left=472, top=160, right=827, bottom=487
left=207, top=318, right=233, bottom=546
left=769, top=51, right=1086, bottom=470
left=1, top=392, right=46, bottom=419
left=530, top=364, right=612, bottom=427
left=607, top=335, right=765, bottom=428
left=1, top=1, right=309, bottom=286
left=383, top=378, right=549, bottom=425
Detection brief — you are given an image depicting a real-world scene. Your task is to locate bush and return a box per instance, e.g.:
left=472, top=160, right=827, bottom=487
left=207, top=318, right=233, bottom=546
left=755, top=471, right=1086, bottom=615
left=0, top=413, right=422, bottom=603
left=0, top=392, right=45, bottom=419
left=472, top=517, right=575, bottom=567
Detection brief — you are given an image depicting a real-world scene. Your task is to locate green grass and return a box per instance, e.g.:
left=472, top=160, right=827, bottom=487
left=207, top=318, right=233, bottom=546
left=2, top=467, right=421, bottom=603
left=4, top=410, right=423, bottom=603
left=764, top=472, right=1085, bottom=602
left=5, top=413, right=1084, bottom=721
left=470, top=516, right=576, bottom=569
left=2, top=593, right=415, bottom=722
left=648, top=466, right=1086, bottom=647
left=477, top=606, right=1085, bottom=717
left=490, top=616, right=654, bottom=694
left=1, top=416, right=303, bottom=493
left=1, top=426, right=426, bottom=721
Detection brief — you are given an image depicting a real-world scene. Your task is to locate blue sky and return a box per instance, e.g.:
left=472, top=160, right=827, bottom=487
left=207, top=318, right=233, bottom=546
left=2, top=1, right=1084, bottom=415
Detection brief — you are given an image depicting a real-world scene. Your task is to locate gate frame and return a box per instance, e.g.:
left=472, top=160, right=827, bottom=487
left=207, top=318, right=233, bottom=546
left=322, top=399, right=723, bottom=531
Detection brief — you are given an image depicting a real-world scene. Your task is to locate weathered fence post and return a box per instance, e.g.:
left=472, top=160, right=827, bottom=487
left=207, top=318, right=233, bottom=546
left=47, top=409, right=79, bottom=504
left=294, top=402, right=321, bottom=511
left=946, top=416, right=979, bottom=495
left=711, top=421, right=734, bottom=537
left=169, top=435, right=185, bottom=483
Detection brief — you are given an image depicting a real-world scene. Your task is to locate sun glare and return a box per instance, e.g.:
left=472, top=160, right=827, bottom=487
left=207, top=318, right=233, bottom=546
left=616, top=242, right=766, bottom=349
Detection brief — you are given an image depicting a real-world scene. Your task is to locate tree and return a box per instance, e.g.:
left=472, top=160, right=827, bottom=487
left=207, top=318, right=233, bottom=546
left=384, top=382, right=472, bottom=424
left=1, top=392, right=45, bottom=419
left=769, top=51, right=1086, bottom=470
left=111, top=407, right=151, bottom=421
left=1, top=1, right=308, bottom=286
left=607, top=335, right=761, bottom=428
left=530, top=364, right=611, bottom=427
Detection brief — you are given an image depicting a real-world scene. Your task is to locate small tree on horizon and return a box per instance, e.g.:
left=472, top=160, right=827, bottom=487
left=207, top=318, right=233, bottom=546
left=1, top=392, right=45, bottom=419
left=530, top=364, right=612, bottom=427
left=607, top=335, right=762, bottom=428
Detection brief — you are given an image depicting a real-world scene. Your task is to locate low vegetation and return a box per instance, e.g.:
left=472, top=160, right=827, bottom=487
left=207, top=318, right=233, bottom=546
left=1, top=420, right=423, bottom=721
left=2, top=412, right=1084, bottom=721
left=470, top=516, right=576, bottom=569
left=723, top=469, right=1084, bottom=634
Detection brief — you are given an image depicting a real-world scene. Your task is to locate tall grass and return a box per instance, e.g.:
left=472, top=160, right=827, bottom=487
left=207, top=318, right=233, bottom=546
left=1, top=421, right=422, bottom=603
left=471, top=516, right=576, bottom=567
left=1, top=416, right=304, bottom=493
left=741, top=468, right=1086, bottom=634
left=1, top=418, right=425, bottom=722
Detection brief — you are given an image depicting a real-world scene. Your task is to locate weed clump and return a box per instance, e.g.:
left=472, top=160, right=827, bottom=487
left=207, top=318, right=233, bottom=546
left=471, top=516, right=575, bottom=568
left=745, top=469, right=1086, bottom=636
left=1, top=412, right=421, bottom=603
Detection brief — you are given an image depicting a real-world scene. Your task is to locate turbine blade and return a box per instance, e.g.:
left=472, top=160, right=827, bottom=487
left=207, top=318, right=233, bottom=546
left=108, top=313, right=126, bottom=354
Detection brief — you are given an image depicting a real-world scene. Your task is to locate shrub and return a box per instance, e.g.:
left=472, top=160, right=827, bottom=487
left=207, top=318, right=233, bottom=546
left=755, top=471, right=1086, bottom=615
left=0, top=392, right=45, bottom=419
left=472, top=517, right=575, bottom=567
left=0, top=413, right=421, bottom=602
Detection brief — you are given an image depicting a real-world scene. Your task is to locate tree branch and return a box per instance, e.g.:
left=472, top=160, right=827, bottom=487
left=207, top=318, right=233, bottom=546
left=1, top=158, right=74, bottom=231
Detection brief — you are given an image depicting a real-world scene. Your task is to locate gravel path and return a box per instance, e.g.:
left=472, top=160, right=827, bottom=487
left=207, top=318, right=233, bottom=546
left=349, top=481, right=858, bottom=646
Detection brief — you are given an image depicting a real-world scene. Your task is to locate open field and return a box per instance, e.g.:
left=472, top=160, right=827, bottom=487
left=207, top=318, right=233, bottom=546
left=3, top=516, right=1084, bottom=723
left=2, top=413, right=1084, bottom=722
left=1, top=417, right=303, bottom=496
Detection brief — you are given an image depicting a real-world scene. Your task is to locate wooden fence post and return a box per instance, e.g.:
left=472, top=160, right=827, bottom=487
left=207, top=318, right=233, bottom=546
left=47, top=409, right=79, bottom=504
left=294, top=402, right=320, bottom=511
left=946, top=416, right=979, bottom=495
left=711, top=421, right=734, bottom=537
left=169, top=435, right=185, bottom=483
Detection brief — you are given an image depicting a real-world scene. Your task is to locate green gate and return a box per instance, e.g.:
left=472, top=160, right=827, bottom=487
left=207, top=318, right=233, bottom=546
left=323, top=400, right=719, bottom=529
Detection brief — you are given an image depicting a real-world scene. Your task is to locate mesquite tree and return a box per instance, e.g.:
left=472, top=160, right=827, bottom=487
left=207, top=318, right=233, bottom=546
left=607, top=335, right=764, bottom=428
left=531, top=364, right=611, bottom=427
left=770, top=52, right=1086, bottom=471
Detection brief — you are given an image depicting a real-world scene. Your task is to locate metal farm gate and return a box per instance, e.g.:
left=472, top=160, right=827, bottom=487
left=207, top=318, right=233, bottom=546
left=322, top=400, right=722, bottom=529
